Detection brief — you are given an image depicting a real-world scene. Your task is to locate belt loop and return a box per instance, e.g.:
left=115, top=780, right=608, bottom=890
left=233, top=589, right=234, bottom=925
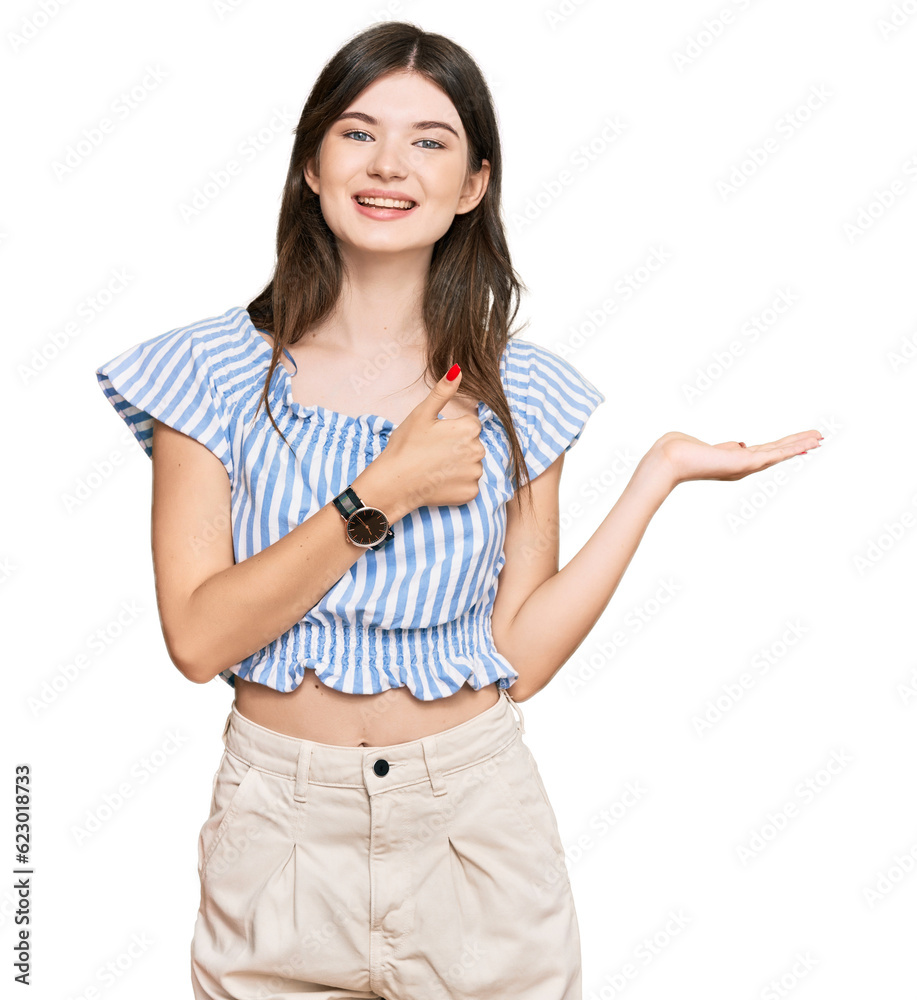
left=502, top=687, right=526, bottom=735
left=421, top=736, right=448, bottom=797
left=221, top=709, right=232, bottom=746
left=293, top=742, right=312, bottom=803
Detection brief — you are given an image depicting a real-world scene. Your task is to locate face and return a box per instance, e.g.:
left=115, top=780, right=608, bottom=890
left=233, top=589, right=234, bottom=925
left=303, top=69, right=490, bottom=256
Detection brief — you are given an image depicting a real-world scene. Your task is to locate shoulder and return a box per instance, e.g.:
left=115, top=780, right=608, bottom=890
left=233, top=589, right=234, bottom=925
left=157, top=305, right=260, bottom=373
left=502, top=336, right=605, bottom=412
left=94, top=307, right=257, bottom=472
left=103, top=306, right=261, bottom=392
left=498, top=336, right=606, bottom=479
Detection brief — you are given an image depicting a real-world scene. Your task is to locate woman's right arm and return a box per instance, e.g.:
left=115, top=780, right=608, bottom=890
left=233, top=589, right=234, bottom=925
left=150, top=366, right=481, bottom=684
left=150, top=419, right=414, bottom=683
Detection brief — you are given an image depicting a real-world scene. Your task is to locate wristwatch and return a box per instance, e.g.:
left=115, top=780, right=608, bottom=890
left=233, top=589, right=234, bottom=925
left=332, top=486, right=394, bottom=550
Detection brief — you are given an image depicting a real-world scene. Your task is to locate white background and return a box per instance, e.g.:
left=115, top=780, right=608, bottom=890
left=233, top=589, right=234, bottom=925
left=4, top=0, right=916, bottom=997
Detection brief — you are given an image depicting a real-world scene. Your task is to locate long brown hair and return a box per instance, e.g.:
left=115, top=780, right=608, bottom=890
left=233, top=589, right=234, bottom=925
left=246, top=20, right=537, bottom=512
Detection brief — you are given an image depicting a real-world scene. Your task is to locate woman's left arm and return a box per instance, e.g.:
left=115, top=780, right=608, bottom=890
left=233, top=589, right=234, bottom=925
left=491, top=429, right=822, bottom=701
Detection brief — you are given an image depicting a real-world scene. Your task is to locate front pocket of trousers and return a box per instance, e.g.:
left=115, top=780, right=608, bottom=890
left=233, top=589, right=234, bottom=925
left=492, top=738, right=570, bottom=878
left=198, top=751, right=259, bottom=879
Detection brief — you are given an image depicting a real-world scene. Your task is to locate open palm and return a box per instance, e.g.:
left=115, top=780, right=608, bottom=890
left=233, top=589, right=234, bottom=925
left=656, top=429, right=823, bottom=486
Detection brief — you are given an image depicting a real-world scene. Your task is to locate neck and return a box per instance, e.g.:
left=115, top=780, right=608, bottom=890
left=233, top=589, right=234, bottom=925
left=315, top=242, right=434, bottom=354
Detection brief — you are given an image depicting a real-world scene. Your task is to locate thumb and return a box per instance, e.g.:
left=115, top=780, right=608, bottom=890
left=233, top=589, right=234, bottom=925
left=416, top=363, right=462, bottom=419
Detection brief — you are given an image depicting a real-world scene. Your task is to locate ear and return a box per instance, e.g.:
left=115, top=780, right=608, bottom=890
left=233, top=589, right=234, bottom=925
left=303, top=156, right=319, bottom=196
left=455, top=158, right=491, bottom=215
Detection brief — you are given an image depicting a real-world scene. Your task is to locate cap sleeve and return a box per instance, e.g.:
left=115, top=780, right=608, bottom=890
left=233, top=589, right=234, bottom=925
left=95, top=321, right=233, bottom=479
left=508, top=339, right=606, bottom=481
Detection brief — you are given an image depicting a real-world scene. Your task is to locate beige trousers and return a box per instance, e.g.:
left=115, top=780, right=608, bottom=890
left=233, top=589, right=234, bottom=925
left=190, top=686, right=582, bottom=999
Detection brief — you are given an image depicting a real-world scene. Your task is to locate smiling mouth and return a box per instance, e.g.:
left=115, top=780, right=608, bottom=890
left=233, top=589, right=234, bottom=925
left=354, top=195, right=417, bottom=210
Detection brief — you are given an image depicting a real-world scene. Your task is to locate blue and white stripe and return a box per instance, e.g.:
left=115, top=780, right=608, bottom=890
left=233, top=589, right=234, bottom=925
left=95, top=306, right=605, bottom=699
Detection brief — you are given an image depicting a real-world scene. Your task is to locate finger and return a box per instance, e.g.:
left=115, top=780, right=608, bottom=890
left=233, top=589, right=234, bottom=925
left=415, top=363, right=462, bottom=420
left=738, top=439, right=819, bottom=475
left=754, top=429, right=822, bottom=450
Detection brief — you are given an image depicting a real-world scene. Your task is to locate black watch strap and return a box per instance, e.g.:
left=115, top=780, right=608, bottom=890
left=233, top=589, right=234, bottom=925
left=333, top=486, right=367, bottom=520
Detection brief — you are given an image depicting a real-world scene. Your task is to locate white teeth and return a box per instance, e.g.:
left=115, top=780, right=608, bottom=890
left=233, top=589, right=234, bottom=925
left=356, top=196, right=415, bottom=209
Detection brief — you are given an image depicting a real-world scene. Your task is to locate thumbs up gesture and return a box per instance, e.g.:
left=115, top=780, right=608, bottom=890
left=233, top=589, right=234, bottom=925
left=379, top=364, right=487, bottom=511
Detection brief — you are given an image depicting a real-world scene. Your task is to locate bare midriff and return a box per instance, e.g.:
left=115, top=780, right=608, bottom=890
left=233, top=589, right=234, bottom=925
left=233, top=674, right=502, bottom=746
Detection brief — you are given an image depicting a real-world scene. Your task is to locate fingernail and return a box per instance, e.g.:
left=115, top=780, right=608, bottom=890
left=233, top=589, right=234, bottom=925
left=446, top=363, right=460, bottom=381
left=739, top=442, right=746, bottom=448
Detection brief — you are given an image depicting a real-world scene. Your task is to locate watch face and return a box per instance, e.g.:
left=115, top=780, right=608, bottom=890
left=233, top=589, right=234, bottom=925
left=346, top=507, right=389, bottom=547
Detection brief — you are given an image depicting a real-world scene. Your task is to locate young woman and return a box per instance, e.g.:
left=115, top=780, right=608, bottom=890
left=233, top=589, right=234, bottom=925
left=95, top=21, right=822, bottom=1000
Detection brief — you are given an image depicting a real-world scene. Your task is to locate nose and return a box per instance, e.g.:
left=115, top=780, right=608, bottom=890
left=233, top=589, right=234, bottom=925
left=367, top=136, right=419, bottom=180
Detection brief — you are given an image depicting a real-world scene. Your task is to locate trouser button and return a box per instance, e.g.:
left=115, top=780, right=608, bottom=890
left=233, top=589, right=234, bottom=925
left=373, top=759, right=390, bottom=776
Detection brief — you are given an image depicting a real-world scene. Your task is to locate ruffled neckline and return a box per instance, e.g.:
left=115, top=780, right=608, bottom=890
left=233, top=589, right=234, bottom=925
left=238, top=306, right=496, bottom=429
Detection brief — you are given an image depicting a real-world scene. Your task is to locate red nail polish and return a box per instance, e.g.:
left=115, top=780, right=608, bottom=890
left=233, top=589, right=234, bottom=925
left=446, top=363, right=460, bottom=381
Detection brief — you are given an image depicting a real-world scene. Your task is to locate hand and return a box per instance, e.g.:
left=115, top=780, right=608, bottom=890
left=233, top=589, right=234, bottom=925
left=651, top=429, right=823, bottom=488
left=375, top=364, right=486, bottom=511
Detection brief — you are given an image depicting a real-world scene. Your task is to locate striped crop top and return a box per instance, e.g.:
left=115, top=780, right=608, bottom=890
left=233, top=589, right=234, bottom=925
left=95, top=306, right=605, bottom=699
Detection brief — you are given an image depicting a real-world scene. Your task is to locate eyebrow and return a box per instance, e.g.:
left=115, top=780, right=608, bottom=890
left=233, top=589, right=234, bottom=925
left=332, top=111, right=460, bottom=140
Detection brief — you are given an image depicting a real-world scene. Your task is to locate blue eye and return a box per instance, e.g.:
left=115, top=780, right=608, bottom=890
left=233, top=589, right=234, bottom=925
left=341, top=130, right=444, bottom=149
